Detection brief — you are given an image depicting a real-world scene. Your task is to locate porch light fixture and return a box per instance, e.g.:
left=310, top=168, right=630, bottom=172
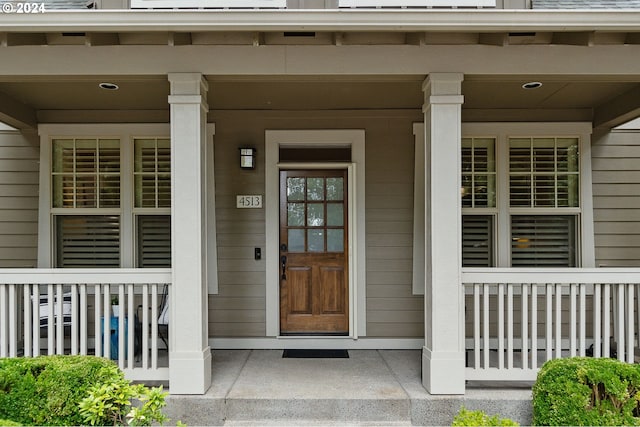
left=522, top=81, right=542, bottom=90
left=99, top=82, right=119, bottom=90
left=240, top=147, right=256, bottom=170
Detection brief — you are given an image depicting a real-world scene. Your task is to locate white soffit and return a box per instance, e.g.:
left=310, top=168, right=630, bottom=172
left=131, top=0, right=285, bottom=9
left=615, top=117, right=640, bottom=130
left=0, top=122, right=18, bottom=131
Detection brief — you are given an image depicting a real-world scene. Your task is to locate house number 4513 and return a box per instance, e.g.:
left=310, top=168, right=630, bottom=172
left=236, top=195, right=263, bottom=209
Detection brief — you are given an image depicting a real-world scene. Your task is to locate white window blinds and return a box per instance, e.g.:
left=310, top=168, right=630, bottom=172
left=511, top=215, right=577, bottom=267
left=136, top=215, right=171, bottom=268
left=55, top=215, right=121, bottom=268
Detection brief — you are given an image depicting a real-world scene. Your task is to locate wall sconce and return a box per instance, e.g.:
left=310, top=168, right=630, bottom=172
left=239, top=147, right=256, bottom=170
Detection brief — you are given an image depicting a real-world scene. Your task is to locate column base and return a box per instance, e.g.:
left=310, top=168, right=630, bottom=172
left=169, top=347, right=212, bottom=394
left=422, top=346, right=465, bottom=395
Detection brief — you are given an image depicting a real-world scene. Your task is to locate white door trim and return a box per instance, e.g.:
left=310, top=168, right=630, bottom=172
left=265, top=130, right=366, bottom=338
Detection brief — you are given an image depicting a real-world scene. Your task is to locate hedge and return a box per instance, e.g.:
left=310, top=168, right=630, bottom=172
left=0, top=355, right=122, bottom=426
left=532, top=357, right=640, bottom=426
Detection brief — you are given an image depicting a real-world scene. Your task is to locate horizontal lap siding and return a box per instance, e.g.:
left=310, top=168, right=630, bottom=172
left=592, top=131, right=640, bottom=267
left=209, top=110, right=423, bottom=338
left=0, top=132, right=39, bottom=268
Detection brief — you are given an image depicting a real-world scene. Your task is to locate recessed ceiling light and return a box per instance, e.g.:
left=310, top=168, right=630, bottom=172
left=99, top=82, right=119, bottom=90
left=522, top=81, right=542, bottom=90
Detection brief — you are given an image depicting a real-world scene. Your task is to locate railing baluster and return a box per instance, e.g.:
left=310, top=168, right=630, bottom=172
left=546, top=284, right=552, bottom=362
left=71, top=284, right=78, bottom=355
left=80, top=285, right=87, bottom=355
left=570, top=283, right=577, bottom=357
left=555, top=284, right=562, bottom=359
left=47, top=285, right=54, bottom=355
left=127, top=284, right=134, bottom=370
left=103, top=284, right=111, bottom=360
left=33, top=285, right=39, bottom=356
left=9, top=285, right=17, bottom=357
left=531, top=284, right=538, bottom=370
left=23, top=284, right=32, bottom=357
left=142, top=284, right=149, bottom=369
left=617, top=284, right=625, bottom=362
left=604, top=284, right=611, bottom=358
left=118, top=285, right=125, bottom=369
left=595, top=284, right=601, bottom=358
left=94, top=284, right=102, bottom=358
left=579, top=284, right=586, bottom=357
left=474, top=283, right=480, bottom=370
left=507, top=284, right=513, bottom=369
left=627, top=283, right=634, bottom=363
left=522, top=284, right=528, bottom=370
left=152, top=284, right=159, bottom=370
left=483, top=283, right=489, bottom=369
left=498, top=283, right=505, bottom=369
left=0, top=284, right=7, bottom=358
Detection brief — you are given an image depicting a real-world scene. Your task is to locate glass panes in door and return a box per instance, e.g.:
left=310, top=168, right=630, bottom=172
left=284, top=172, right=346, bottom=254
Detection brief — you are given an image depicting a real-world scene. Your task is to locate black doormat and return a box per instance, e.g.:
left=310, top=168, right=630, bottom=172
left=282, top=349, right=349, bottom=358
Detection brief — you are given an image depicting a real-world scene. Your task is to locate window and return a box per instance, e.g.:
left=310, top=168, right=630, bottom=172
left=460, top=124, right=591, bottom=268
left=47, top=132, right=171, bottom=268
left=462, top=137, right=497, bottom=267
left=134, top=138, right=171, bottom=268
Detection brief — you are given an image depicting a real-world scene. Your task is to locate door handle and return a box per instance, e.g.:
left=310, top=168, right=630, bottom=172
left=281, top=255, right=287, bottom=280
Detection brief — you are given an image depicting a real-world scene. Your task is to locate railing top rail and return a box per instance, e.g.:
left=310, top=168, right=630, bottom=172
left=462, top=267, right=640, bottom=285
left=0, top=268, right=172, bottom=285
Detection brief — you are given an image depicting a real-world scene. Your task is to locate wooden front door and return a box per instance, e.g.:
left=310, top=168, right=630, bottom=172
left=279, top=170, right=349, bottom=335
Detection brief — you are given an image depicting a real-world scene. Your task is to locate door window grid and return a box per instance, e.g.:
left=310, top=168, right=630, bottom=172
left=286, top=176, right=345, bottom=253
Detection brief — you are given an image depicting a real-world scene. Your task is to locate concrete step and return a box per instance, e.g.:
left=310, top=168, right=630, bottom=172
left=224, top=420, right=412, bottom=426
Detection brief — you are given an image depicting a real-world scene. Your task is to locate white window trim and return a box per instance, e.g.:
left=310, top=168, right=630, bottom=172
left=131, top=0, right=285, bottom=8
left=265, top=129, right=366, bottom=338
left=339, top=0, right=495, bottom=6
left=38, top=124, right=220, bottom=288
left=413, top=122, right=595, bottom=280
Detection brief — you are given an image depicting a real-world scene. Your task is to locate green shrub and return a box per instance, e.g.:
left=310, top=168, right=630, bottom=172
left=0, top=355, right=122, bottom=426
left=78, top=363, right=168, bottom=426
left=532, top=357, right=640, bottom=426
left=452, top=406, right=519, bottom=426
left=0, top=419, right=22, bottom=426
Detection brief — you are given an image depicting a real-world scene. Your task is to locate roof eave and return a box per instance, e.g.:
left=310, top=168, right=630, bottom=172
left=2, top=9, right=640, bottom=33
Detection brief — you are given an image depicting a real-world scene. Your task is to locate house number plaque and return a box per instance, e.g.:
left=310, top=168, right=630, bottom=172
left=236, top=195, right=262, bottom=209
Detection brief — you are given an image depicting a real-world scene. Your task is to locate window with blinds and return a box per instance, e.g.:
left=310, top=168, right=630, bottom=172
left=462, top=138, right=496, bottom=208
left=55, top=215, right=120, bottom=268
left=509, top=137, right=579, bottom=208
left=511, top=215, right=577, bottom=267
left=462, top=215, right=494, bottom=267
left=134, top=138, right=171, bottom=208
left=137, top=215, right=171, bottom=268
left=52, top=139, right=120, bottom=208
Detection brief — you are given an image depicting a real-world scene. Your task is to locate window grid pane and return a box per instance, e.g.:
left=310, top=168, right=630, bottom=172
left=509, top=137, right=579, bottom=208
left=134, top=138, right=171, bottom=208
left=461, top=138, right=496, bottom=208
left=52, top=138, right=121, bottom=208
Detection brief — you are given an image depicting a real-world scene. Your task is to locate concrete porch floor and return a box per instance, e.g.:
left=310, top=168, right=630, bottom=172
left=164, top=350, right=533, bottom=426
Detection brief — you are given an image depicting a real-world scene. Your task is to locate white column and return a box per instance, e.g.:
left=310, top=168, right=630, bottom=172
left=422, top=73, right=465, bottom=395
left=168, top=73, right=211, bottom=394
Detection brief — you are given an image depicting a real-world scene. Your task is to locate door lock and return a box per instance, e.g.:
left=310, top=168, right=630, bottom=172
left=281, top=255, right=287, bottom=280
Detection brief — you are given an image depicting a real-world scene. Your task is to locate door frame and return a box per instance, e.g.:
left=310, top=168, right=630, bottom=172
left=265, top=130, right=366, bottom=339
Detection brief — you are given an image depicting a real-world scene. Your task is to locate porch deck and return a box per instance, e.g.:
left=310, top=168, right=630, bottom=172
left=164, top=350, right=533, bottom=426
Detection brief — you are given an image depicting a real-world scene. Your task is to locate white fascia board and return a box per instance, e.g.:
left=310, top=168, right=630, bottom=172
left=131, top=0, right=285, bottom=9
left=3, top=10, right=640, bottom=33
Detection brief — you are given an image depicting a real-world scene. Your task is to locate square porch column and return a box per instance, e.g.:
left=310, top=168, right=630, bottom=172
left=168, top=73, right=212, bottom=394
left=422, top=73, right=465, bottom=395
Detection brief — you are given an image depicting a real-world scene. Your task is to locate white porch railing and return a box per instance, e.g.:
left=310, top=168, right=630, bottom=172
left=462, top=268, right=640, bottom=382
left=0, top=269, right=171, bottom=382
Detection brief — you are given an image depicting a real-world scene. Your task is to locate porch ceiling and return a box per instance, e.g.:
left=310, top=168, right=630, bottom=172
left=0, top=75, right=638, bottom=129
